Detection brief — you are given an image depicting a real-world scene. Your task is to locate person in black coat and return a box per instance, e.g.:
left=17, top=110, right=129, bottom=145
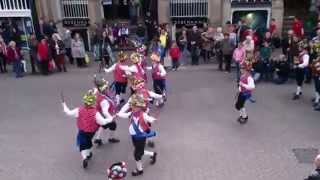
left=188, top=26, right=202, bottom=65
left=273, top=55, right=290, bottom=84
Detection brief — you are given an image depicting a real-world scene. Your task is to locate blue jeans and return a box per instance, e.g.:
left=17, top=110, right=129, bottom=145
left=13, top=61, right=23, bottom=77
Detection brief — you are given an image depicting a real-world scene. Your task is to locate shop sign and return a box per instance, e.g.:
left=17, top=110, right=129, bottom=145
left=62, top=18, right=90, bottom=28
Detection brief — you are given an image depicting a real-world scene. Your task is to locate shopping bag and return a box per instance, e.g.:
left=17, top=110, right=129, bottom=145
left=163, top=53, right=171, bottom=68
left=85, top=54, right=90, bottom=64
left=21, top=60, right=27, bottom=73
left=48, top=60, right=56, bottom=71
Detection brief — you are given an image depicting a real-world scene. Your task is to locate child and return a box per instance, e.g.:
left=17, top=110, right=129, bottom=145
left=260, top=41, right=272, bottom=81
left=235, top=61, right=256, bottom=124
left=273, top=54, right=290, bottom=84
left=169, top=41, right=181, bottom=71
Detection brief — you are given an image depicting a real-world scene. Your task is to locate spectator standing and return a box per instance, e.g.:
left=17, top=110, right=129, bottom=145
left=37, top=38, right=50, bottom=75
left=292, top=17, right=304, bottom=38
left=188, top=26, right=201, bottom=65
left=269, top=18, right=277, bottom=36
left=7, top=41, right=23, bottom=78
left=29, top=34, right=38, bottom=74
left=169, top=41, right=181, bottom=71
left=52, top=33, right=67, bottom=72
left=101, top=31, right=112, bottom=67
left=72, top=33, right=86, bottom=67
left=159, top=28, right=168, bottom=63
left=221, top=33, right=235, bottom=73
left=201, top=27, right=215, bottom=63
left=304, top=154, right=320, bottom=180
left=243, top=35, right=255, bottom=63
left=63, top=29, right=73, bottom=64
left=259, top=41, right=272, bottom=80
left=214, top=27, right=224, bottom=70
left=136, top=23, right=146, bottom=44
left=233, top=43, right=246, bottom=81
left=0, top=36, right=7, bottom=73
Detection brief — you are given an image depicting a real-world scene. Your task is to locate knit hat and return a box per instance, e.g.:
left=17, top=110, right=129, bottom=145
left=94, top=75, right=109, bottom=92
left=130, top=94, right=147, bottom=108
left=83, top=89, right=96, bottom=106
left=130, top=52, right=141, bottom=64
left=132, top=78, right=145, bottom=90
left=151, top=52, right=160, bottom=62
left=107, top=161, right=127, bottom=180
left=118, top=51, right=128, bottom=62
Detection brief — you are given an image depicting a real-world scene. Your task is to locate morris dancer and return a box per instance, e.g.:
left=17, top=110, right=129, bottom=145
left=149, top=52, right=167, bottom=105
left=117, top=94, right=158, bottom=176
left=293, top=41, right=310, bottom=100
left=61, top=89, right=113, bottom=168
left=105, top=51, right=128, bottom=105
left=93, top=77, right=120, bottom=146
left=137, top=44, right=148, bottom=71
left=235, top=62, right=255, bottom=124
left=120, top=52, right=147, bottom=82
left=311, top=56, right=320, bottom=111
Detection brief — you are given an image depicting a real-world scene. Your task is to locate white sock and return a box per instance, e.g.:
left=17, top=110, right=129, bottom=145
left=109, top=130, right=115, bottom=139
left=315, top=92, right=320, bottom=103
left=240, top=108, right=247, bottom=118
left=95, top=127, right=104, bottom=140
left=136, top=161, right=143, bottom=171
left=144, top=150, right=154, bottom=157
left=296, top=86, right=302, bottom=95
left=145, top=108, right=150, bottom=114
left=80, top=150, right=89, bottom=160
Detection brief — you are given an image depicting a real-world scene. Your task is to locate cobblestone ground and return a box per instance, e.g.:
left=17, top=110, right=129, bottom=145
left=0, top=62, right=319, bottom=180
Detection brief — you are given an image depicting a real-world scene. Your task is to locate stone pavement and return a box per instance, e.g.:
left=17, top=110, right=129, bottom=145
left=0, top=62, right=319, bottom=180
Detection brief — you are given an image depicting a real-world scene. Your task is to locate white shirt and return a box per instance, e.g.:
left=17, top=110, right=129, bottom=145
left=62, top=103, right=112, bottom=126
left=239, top=76, right=255, bottom=91
left=146, top=64, right=167, bottom=77
left=117, top=111, right=156, bottom=136
left=104, top=64, right=116, bottom=73
left=118, top=92, right=163, bottom=114
left=100, top=99, right=114, bottom=121
left=298, top=54, right=310, bottom=68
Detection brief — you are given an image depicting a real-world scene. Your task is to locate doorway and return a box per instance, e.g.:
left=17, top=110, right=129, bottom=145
left=284, top=0, right=310, bottom=16
left=103, top=0, right=130, bottom=20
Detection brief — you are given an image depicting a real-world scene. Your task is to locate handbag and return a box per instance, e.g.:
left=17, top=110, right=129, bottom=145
left=85, top=54, right=90, bottom=64
left=48, top=60, right=56, bottom=71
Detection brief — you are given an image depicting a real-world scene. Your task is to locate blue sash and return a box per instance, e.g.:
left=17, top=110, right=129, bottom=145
left=131, top=120, right=156, bottom=140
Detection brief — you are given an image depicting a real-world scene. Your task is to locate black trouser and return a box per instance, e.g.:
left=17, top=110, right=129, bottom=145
left=305, top=66, right=312, bottom=82
left=235, top=92, right=249, bottom=110
left=115, top=82, right=127, bottom=95
left=191, top=46, right=199, bottom=65
left=314, top=76, right=320, bottom=93
left=30, top=53, right=37, bottom=73
left=40, top=60, right=49, bottom=75
left=203, top=50, right=211, bottom=62
left=78, top=131, right=95, bottom=151
left=172, top=58, right=179, bottom=69
left=66, top=48, right=74, bottom=64
left=76, top=58, right=85, bottom=67
left=132, top=137, right=146, bottom=161
left=224, top=54, right=232, bottom=72
left=102, top=55, right=110, bottom=67
left=102, top=121, right=117, bottom=131
left=217, top=50, right=223, bottom=70
left=0, top=53, right=7, bottom=72
left=295, top=68, right=305, bottom=86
